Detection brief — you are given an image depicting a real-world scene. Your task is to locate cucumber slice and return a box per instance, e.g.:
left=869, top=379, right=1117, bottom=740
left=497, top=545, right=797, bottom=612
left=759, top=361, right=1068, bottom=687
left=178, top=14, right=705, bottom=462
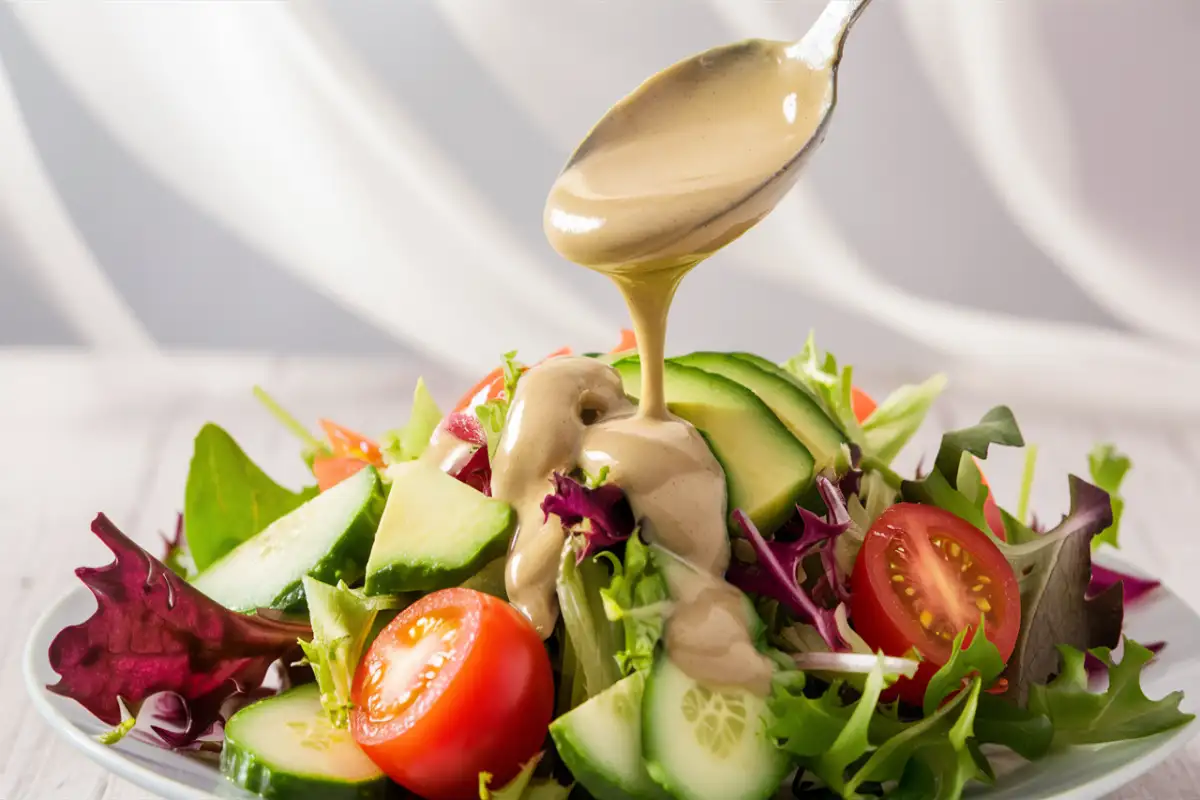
left=612, top=357, right=814, bottom=533
left=673, top=352, right=848, bottom=472
left=193, top=467, right=382, bottom=612
left=221, top=684, right=387, bottom=800
left=642, top=653, right=789, bottom=800
left=551, top=673, right=668, bottom=800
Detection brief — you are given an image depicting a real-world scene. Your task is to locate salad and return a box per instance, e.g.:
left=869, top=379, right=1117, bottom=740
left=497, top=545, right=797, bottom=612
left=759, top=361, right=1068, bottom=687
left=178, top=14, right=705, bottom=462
left=45, top=331, right=1191, bottom=800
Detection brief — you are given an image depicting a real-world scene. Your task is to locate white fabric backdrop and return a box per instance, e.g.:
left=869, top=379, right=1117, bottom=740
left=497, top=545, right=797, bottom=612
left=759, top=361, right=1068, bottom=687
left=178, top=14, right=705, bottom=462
left=1, top=1, right=1197, bottom=413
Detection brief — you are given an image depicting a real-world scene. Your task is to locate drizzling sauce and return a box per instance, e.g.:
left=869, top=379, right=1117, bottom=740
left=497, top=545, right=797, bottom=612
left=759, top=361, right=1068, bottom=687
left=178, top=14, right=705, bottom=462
left=495, top=36, right=843, bottom=693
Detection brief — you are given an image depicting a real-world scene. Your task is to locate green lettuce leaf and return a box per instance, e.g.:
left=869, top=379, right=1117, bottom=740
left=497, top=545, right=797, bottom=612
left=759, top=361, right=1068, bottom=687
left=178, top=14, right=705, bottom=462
left=1029, top=640, right=1193, bottom=746
left=1088, top=443, right=1131, bottom=550
left=597, top=533, right=669, bottom=675
left=783, top=332, right=863, bottom=442
left=861, top=374, right=948, bottom=466
left=297, top=576, right=401, bottom=728
left=923, top=623, right=1005, bottom=716
left=475, top=351, right=523, bottom=458
left=184, top=423, right=317, bottom=571
left=782, top=333, right=945, bottom=467
left=479, top=754, right=572, bottom=800
left=380, top=377, right=444, bottom=464
left=557, top=541, right=621, bottom=706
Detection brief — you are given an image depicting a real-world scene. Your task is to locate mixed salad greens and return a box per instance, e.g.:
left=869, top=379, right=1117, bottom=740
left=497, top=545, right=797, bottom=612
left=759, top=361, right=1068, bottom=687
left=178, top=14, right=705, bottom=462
left=46, top=333, right=1191, bottom=800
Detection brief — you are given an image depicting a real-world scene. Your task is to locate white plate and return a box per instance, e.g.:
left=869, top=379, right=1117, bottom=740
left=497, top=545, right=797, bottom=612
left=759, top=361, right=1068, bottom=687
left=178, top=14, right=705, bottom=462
left=24, top=565, right=1200, bottom=800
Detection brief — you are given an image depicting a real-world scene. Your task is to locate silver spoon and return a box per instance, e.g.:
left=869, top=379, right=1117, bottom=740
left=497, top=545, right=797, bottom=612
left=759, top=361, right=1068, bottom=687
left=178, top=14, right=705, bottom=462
left=545, top=0, right=873, bottom=271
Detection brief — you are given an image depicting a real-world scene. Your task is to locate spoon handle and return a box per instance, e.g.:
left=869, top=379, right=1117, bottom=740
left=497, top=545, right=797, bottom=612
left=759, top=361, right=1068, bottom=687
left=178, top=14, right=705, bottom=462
left=788, top=0, right=873, bottom=68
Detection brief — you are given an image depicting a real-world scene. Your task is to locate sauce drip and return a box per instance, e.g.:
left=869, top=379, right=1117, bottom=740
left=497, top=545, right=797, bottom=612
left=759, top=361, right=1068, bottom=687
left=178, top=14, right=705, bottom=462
left=496, top=36, right=841, bottom=693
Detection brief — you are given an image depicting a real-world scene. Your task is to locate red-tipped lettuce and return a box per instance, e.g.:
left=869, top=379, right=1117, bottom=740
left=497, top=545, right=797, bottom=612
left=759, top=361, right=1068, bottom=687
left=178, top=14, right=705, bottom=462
left=542, top=473, right=635, bottom=562
left=47, top=514, right=310, bottom=747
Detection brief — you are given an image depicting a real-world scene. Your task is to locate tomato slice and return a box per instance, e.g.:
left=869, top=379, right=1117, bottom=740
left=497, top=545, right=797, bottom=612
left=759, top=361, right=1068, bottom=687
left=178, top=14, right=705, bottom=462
left=851, top=387, right=877, bottom=422
left=351, top=589, right=554, bottom=800
left=609, top=328, right=637, bottom=354
left=311, top=456, right=368, bottom=492
left=320, top=420, right=384, bottom=467
left=452, top=347, right=574, bottom=413
left=850, top=503, right=1020, bottom=705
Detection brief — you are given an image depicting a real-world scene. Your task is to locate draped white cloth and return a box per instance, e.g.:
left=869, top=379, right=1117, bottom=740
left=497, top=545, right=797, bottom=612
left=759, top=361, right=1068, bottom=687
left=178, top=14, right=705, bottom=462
left=2, top=1, right=1197, bottom=412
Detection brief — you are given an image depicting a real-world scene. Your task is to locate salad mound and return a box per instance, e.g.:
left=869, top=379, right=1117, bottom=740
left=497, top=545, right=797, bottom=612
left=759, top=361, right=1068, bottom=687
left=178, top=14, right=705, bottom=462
left=46, top=334, right=1191, bottom=800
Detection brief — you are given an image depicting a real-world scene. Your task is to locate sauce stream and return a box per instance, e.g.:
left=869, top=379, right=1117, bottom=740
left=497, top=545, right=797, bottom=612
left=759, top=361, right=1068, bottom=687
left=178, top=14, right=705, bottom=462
left=495, top=36, right=839, bottom=693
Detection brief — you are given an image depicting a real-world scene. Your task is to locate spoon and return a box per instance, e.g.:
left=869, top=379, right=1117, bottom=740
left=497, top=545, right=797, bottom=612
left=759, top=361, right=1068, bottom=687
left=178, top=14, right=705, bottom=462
left=545, top=0, right=873, bottom=272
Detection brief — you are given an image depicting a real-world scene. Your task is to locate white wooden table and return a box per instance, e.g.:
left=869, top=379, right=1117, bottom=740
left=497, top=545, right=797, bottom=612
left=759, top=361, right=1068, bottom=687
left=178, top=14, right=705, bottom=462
left=3, top=351, right=1199, bottom=800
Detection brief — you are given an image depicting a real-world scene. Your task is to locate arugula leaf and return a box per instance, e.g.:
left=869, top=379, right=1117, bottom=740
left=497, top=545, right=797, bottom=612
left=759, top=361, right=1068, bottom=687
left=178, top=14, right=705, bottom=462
left=184, top=423, right=317, bottom=571
left=475, top=351, right=522, bottom=458
left=886, top=682, right=987, bottom=800
left=768, top=671, right=858, bottom=759
left=931, top=406, right=1025, bottom=486
left=861, top=374, right=947, bottom=466
left=849, top=679, right=984, bottom=799
left=380, top=377, right=443, bottom=464
left=1088, top=444, right=1131, bottom=550
left=923, top=623, right=1005, bottom=716
left=972, top=693, right=1053, bottom=760
left=556, top=542, right=621, bottom=703
left=479, top=753, right=572, bottom=800
left=1002, top=476, right=1123, bottom=703
left=1029, top=640, right=1193, bottom=746
left=808, top=658, right=888, bottom=797
left=297, top=577, right=399, bottom=728
left=597, top=533, right=669, bottom=675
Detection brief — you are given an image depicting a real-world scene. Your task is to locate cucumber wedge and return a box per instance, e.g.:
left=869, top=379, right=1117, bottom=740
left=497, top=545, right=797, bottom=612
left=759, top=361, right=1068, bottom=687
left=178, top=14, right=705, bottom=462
left=193, top=466, right=382, bottom=612
left=612, top=357, right=814, bottom=532
left=673, top=352, right=848, bottom=472
left=551, top=673, right=668, bottom=800
left=221, top=684, right=387, bottom=800
left=642, top=653, right=789, bottom=800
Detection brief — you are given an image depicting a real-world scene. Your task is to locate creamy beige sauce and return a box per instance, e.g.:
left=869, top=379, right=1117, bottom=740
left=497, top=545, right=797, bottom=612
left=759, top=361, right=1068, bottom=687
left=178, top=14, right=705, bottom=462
left=493, top=37, right=839, bottom=694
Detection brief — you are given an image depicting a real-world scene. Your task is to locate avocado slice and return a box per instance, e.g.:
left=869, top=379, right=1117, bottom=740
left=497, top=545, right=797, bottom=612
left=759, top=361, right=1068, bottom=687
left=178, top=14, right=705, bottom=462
left=612, top=357, right=814, bottom=533
left=364, top=461, right=516, bottom=596
left=673, top=352, right=848, bottom=472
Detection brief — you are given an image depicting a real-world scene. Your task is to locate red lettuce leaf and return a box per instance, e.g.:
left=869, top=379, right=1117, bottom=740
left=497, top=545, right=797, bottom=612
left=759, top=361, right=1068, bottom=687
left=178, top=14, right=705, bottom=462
left=441, top=412, right=492, bottom=494
left=1089, top=563, right=1161, bottom=606
left=727, top=477, right=851, bottom=650
left=444, top=412, right=487, bottom=448
left=47, top=514, right=311, bottom=744
left=541, top=473, right=635, bottom=563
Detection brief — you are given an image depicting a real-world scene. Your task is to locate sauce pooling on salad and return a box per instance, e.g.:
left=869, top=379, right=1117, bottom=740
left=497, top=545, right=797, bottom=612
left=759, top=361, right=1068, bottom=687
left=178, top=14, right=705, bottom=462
left=495, top=37, right=838, bottom=694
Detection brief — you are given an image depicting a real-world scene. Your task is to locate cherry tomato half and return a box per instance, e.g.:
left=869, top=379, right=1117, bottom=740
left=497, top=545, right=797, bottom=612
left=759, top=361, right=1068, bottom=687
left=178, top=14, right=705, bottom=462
left=311, top=455, right=369, bottom=492
left=320, top=420, right=384, bottom=466
left=351, top=588, right=554, bottom=800
left=850, top=503, right=1021, bottom=706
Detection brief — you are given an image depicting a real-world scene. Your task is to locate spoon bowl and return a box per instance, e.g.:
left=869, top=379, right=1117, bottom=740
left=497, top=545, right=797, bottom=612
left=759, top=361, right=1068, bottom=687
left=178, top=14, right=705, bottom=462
left=544, top=0, right=872, bottom=273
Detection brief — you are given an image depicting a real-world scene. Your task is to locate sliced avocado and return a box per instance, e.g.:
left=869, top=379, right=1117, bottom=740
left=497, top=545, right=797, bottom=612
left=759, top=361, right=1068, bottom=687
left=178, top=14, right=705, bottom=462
left=364, top=461, right=515, bottom=595
left=612, top=357, right=814, bottom=533
left=673, top=352, right=848, bottom=472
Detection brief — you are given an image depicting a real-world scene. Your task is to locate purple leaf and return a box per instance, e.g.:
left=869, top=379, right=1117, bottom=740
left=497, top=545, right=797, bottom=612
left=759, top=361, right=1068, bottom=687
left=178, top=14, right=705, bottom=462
left=47, top=514, right=310, bottom=741
left=541, top=473, right=635, bottom=563
left=1089, top=563, right=1161, bottom=606
left=727, top=478, right=850, bottom=650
